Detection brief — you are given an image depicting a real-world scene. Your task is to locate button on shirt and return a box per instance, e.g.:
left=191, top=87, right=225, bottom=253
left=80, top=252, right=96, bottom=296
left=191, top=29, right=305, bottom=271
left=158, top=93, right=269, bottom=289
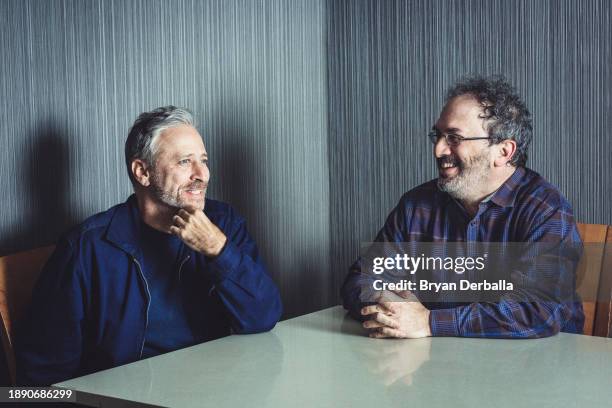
left=341, top=167, right=585, bottom=338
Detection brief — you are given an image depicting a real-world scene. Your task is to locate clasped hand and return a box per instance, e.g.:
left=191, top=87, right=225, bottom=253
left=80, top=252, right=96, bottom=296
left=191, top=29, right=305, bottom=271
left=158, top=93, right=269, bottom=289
left=361, top=290, right=432, bottom=339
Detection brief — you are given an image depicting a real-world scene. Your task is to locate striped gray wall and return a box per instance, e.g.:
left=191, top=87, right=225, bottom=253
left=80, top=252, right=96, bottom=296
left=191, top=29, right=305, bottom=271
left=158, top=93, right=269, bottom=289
left=0, top=0, right=330, bottom=318
left=1, top=0, right=610, bottom=314
left=327, top=0, right=612, bottom=299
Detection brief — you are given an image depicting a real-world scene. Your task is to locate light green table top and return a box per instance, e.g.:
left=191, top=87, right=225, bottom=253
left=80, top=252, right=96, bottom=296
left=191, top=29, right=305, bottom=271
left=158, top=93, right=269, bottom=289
left=56, top=306, right=612, bottom=408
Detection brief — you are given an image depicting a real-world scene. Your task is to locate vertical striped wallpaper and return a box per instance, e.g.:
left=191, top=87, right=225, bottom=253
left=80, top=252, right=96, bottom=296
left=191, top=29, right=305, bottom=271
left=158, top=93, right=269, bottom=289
left=327, top=0, right=612, bottom=299
left=1, top=0, right=610, bottom=314
left=0, top=0, right=330, bottom=317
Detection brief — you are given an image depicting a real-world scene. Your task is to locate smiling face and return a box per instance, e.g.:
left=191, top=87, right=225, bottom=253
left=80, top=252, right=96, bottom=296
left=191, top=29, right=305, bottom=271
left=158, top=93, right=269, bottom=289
left=433, top=95, right=493, bottom=201
left=147, top=124, right=210, bottom=211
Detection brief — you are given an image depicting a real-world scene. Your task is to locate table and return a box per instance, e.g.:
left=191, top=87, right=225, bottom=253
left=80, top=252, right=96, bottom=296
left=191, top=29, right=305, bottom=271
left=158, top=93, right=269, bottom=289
left=56, top=306, right=612, bottom=407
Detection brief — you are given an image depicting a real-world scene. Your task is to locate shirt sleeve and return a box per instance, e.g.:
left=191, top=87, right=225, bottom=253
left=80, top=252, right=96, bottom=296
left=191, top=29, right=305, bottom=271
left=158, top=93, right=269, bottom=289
left=15, top=238, right=87, bottom=385
left=206, top=211, right=283, bottom=334
left=430, top=202, right=584, bottom=338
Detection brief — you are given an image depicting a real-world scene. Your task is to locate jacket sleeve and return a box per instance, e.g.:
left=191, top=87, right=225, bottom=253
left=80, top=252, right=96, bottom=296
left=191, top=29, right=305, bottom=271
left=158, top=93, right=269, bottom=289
left=15, top=237, right=87, bottom=385
left=206, top=212, right=282, bottom=334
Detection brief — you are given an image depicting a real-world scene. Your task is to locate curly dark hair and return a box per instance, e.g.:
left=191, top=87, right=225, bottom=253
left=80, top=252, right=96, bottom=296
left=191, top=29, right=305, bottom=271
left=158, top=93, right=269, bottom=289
left=446, top=75, right=532, bottom=167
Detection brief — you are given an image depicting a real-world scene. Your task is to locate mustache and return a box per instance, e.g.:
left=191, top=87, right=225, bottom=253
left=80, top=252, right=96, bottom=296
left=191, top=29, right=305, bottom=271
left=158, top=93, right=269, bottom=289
left=184, top=181, right=207, bottom=190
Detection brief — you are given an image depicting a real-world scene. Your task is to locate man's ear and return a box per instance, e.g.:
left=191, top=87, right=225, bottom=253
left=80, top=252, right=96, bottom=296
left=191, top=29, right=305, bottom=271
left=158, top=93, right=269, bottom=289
left=131, top=159, right=151, bottom=187
left=493, top=139, right=517, bottom=167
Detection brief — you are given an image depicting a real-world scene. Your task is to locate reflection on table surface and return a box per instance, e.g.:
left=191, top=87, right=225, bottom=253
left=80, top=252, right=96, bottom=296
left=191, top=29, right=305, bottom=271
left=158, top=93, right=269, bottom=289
left=57, top=306, right=612, bottom=408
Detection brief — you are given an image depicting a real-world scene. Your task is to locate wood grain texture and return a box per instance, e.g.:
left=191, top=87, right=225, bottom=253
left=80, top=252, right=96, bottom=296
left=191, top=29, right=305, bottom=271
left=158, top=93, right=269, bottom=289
left=0, top=246, right=55, bottom=385
left=327, top=0, right=612, bottom=300
left=576, top=223, right=609, bottom=335
left=0, top=0, right=330, bottom=317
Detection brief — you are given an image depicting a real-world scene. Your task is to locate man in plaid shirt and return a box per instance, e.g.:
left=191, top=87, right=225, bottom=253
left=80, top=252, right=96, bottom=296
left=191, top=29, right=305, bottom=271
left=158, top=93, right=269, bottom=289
left=341, top=76, right=584, bottom=339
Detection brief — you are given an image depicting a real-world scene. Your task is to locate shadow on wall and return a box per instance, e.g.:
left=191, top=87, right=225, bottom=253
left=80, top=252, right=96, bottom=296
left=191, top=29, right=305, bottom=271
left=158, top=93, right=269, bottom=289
left=0, top=119, right=79, bottom=256
left=209, top=105, right=333, bottom=318
left=209, top=108, right=304, bottom=317
left=214, top=128, right=258, bottom=229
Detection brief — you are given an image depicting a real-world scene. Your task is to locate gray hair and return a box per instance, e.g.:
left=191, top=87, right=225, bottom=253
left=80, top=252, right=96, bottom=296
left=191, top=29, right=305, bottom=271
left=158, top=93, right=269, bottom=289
left=446, top=75, right=532, bottom=167
left=125, top=106, right=194, bottom=185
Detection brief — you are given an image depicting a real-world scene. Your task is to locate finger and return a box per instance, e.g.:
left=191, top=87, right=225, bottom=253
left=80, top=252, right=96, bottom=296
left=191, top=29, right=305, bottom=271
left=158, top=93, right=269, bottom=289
left=361, top=304, right=392, bottom=316
left=378, top=295, right=405, bottom=314
left=369, top=330, right=391, bottom=339
left=169, top=226, right=182, bottom=236
left=373, top=313, right=399, bottom=329
left=177, top=209, right=191, bottom=220
left=379, top=301, right=400, bottom=314
left=394, top=290, right=412, bottom=298
left=394, top=290, right=418, bottom=301
left=173, top=215, right=187, bottom=228
left=362, top=320, right=386, bottom=329
left=379, top=326, right=403, bottom=338
left=379, top=290, right=405, bottom=302
left=182, top=205, right=198, bottom=214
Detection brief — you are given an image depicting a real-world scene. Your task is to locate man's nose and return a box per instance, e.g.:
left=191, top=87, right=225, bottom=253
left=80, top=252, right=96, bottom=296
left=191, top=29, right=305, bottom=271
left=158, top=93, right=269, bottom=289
left=191, top=161, right=209, bottom=181
left=434, top=136, right=451, bottom=158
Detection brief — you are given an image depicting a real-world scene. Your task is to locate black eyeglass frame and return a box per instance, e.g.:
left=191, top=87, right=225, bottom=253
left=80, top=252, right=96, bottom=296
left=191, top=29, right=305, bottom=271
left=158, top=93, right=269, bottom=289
left=428, top=130, right=492, bottom=147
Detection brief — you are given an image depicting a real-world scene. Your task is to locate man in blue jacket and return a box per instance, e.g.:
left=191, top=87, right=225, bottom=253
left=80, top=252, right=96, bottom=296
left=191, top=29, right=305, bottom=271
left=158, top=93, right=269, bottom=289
left=16, top=106, right=283, bottom=385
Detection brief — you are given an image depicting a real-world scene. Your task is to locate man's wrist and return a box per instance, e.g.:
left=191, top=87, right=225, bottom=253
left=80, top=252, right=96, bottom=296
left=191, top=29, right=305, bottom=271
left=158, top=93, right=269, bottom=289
left=203, top=235, right=227, bottom=258
left=207, top=240, right=241, bottom=282
left=424, top=309, right=433, bottom=337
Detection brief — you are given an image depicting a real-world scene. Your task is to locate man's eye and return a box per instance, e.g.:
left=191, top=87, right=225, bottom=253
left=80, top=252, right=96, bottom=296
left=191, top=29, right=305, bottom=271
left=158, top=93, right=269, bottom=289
left=447, top=134, right=462, bottom=144
left=179, top=159, right=190, bottom=165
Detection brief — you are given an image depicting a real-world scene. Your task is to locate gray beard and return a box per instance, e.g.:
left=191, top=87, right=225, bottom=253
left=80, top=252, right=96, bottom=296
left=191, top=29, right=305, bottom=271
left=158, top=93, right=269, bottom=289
left=149, top=171, right=182, bottom=209
left=438, top=151, right=489, bottom=201
left=149, top=171, right=206, bottom=211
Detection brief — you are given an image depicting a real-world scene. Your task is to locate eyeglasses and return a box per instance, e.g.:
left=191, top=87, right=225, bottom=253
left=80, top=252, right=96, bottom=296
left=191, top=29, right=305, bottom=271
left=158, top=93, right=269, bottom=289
left=428, top=130, right=492, bottom=147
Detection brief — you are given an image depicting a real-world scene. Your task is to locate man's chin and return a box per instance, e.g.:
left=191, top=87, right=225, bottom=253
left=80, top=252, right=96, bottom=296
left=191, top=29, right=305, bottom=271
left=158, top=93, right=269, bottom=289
left=180, top=197, right=205, bottom=211
left=437, top=173, right=456, bottom=186
left=437, top=175, right=460, bottom=194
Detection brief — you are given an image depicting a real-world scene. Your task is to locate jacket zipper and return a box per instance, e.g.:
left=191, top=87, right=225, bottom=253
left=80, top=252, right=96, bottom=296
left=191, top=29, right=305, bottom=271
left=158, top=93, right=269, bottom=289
left=133, top=255, right=190, bottom=359
left=178, top=255, right=191, bottom=282
left=132, top=257, right=151, bottom=359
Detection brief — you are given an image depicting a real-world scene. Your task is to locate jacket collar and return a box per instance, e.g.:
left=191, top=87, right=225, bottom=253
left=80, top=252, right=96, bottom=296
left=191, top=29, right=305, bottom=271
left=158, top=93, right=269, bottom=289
left=105, top=194, right=144, bottom=258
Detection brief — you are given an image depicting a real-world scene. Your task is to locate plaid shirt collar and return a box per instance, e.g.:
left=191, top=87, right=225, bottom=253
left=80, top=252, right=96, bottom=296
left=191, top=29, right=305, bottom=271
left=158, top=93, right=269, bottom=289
left=489, top=166, right=525, bottom=208
left=437, top=166, right=526, bottom=209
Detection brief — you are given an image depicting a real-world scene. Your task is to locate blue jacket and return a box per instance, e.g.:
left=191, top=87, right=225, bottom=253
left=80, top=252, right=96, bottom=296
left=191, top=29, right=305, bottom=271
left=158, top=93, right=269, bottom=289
left=15, top=195, right=283, bottom=385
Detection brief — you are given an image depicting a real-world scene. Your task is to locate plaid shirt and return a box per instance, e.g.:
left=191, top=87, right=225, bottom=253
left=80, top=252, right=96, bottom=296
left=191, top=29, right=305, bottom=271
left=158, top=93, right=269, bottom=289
left=341, top=167, right=584, bottom=338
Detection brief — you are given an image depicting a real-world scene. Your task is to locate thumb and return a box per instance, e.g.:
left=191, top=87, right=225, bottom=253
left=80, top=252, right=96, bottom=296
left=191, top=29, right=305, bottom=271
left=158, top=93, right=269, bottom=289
left=394, top=290, right=418, bottom=301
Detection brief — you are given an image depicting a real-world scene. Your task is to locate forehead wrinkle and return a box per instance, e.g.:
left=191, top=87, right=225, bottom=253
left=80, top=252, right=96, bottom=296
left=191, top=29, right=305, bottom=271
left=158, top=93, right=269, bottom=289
left=171, top=151, right=208, bottom=161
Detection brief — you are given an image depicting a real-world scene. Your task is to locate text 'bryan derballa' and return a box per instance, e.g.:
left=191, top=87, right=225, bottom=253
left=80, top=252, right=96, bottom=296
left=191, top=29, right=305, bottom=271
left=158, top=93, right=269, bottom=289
left=370, top=254, right=514, bottom=293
